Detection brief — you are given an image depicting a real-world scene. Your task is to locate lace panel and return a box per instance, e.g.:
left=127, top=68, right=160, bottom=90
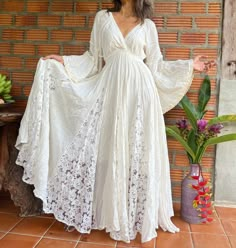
left=44, top=91, right=104, bottom=233
left=110, top=103, right=148, bottom=241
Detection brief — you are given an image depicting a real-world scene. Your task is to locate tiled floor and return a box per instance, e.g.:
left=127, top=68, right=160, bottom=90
left=0, top=199, right=235, bottom=248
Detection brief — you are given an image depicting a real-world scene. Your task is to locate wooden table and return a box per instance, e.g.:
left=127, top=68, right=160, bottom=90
left=0, top=112, right=42, bottom=217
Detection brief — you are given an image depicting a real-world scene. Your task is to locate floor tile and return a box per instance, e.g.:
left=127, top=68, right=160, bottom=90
left=191, top=233, right=231, bottom=248
left=44, top=221, right=81, bottom=241
left=37, top=213, right=55, bottom=219
left=228, top=236, right=236, bottom=248
left=0, top=233, right=40, bottom=248
left=80, top=230, right=116, bottom=246
left=10, top=216, right=54, bottom=236
left=155, top=231, right=192, bottom=248
left=0, top=232, right=5, bottom=239
left=221, top=219, right=236, bottom=235
left=171, top=216, right=190, bottom=232
left=190, top=219, right=224, bottom=234
left=0, top=213, right=22, bottom=232
left=215, top=206, right=236, bottom=220
left=0, top=200, right=20, bottom=214
left=35, top=238, right=76, bottom=248
left=76, top=242, right=115, bottom=248
left=117, top=233, right=155, bottom=247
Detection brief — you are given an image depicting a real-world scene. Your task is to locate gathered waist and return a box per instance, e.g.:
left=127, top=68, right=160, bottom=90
left=104, top=49, right=144, bottom=64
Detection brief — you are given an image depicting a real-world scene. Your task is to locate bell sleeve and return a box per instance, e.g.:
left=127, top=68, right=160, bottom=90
left=62, top=10, right=104, bottom=83
left=145, top=20, right=194, bottom=114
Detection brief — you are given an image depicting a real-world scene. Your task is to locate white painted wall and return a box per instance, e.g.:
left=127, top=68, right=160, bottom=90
left=215, top=79, right=236, bottom=206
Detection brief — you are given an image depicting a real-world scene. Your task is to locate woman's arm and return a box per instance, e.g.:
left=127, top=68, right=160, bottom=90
left=43, top=54, right=64, bottom=64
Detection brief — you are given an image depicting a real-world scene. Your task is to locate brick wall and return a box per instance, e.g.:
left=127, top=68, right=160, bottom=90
left=0, top=0, right=223, bottom=201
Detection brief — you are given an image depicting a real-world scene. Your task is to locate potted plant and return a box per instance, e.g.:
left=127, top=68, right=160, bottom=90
left=0, top=73, right=14, bottom=106
left=166, top=75, right=236, bottom=224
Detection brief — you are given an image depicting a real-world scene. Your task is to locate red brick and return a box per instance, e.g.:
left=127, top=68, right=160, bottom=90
left=14, top=43, right=36, bottom=55
left=63, top=16, right=86, bottom=27
left=11, top=84, right=22, bottom=96
left=165, top=47, right=191, bottom=60
left=51, top=30, right=73, bottom=41
left=154, top=2, right=178, bottom=14
left=167, top=138, right=186, bottom=151
left=208, top=34, right=219, bottom=46
left=88, top=16, right=95, bottom=28
left=0, top=14, right=13, bottom=25
left=193, top=48, right=218, bottom=60
left=208, top=3, right=222, bottom=14
left=38, top=16, right=61, bottom=26
left=24, top=58, right=39, bottom=69
left=167, top=17, right=192, bottom=28
left=23, top=85, right=32, bottom=96
left=195, top=17, right=220, bottom=29
left=27, top=1, right=49, bottom=12
left=37, top=44, right=60, bottom=56
left=201, top=157, right=215, bottom=168
left=181, top=2, right=206, bottom=14
left=181, top=33, right=206, bottom=45
left=2, top=29, right=24, bottom=40
left=172, top=186, right=181, bottom=199
left=76, top=2, right=99, bottom=13
left=75, top=30, right=91, bottom=42
left=0, top=71, right=9, bottom=78
left=175, top=153, right=190, bottom=167
left=0, top=0, right=25, bottom=12
left=190, top=77, right=217, bottom=91
left=186, top=92, right=217, bottom=106
left=158, top=32, right=178, bottom=44
left=0, top=57, right=22, bottom=69
left=0, top=43, right=11, bottom=54
left=10, top=99, right=27, bottom=111
left=12, top=72, right=34, bottom=83
left=51, top=1, right=74, bottom=12
left=171, top=169, right=184, bottom=182
left=101, top=3, right=113, bottom=10
left=63, top=45, right=86, bottom=55
left=15, top=16, right=37, bottom=26
left=26, top=30, right=48, bottom=41
left=152, top=17, right=164, bottom=28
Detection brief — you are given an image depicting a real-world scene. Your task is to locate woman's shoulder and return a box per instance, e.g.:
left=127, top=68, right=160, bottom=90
left=95, top=9, right=109, bottom=19
left=144, top=18, right=157, bottom=29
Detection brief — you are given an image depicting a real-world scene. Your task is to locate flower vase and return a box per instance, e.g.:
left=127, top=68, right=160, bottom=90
left=181, top=163, right=203, bottom=224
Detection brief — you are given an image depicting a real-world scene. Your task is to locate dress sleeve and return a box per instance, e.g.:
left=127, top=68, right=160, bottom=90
left=145, top=20, right=194, bottom=114
left=62, top=10, right=104, bottom=83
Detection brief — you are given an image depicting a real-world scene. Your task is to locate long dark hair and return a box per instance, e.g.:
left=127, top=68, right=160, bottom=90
left=108, top=0, right=153, bottom=22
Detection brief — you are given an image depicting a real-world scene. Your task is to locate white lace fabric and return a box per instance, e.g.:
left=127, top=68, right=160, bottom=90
left=15, top=10, right=193, bottom=243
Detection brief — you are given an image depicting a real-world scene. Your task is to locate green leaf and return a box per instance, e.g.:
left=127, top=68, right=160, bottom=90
left=166, top=125, right=181, bottom=134
left=207, top=115, right=236, bottom=127
left=166, top=126, right=196, bottom=160
left=197, top=75, right=211, bottom=118
left=187, top=129, right=198, bottom=153
left=195, top=133, right=236, bottom=162
left=179, top=95, right=198, bottom=130
left=205, top=133, right=236, bottom=146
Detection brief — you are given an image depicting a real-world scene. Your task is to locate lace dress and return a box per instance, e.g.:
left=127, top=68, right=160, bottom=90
left=15, top=10, right=193, bottom=243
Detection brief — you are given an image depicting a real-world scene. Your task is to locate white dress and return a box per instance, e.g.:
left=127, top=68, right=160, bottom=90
left=15, top=10, right=193, bottom=243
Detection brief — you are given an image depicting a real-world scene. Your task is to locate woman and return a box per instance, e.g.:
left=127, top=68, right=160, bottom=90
left=16, top=0, right=215, bottom=243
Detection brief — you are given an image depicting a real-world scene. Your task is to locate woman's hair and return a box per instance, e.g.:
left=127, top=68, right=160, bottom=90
left=108, top=0, right=153, bottom=22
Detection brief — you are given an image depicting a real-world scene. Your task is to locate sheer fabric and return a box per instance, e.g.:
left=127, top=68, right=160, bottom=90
left=16, top=10, right=193, bottom=243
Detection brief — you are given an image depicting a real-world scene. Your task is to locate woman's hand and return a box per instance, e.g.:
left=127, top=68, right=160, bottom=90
left=193, top=55, right=216, bottom=73
left=43, top=54, right=64, bottom=65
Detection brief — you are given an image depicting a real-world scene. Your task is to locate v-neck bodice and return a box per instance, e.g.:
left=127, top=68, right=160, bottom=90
left=109, top=12, right=142, bottom=40
left=98, top=10, right=147, bottom=62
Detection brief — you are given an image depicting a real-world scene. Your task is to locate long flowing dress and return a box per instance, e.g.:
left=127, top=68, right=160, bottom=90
left=15, top=9, right=194, bottom=243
